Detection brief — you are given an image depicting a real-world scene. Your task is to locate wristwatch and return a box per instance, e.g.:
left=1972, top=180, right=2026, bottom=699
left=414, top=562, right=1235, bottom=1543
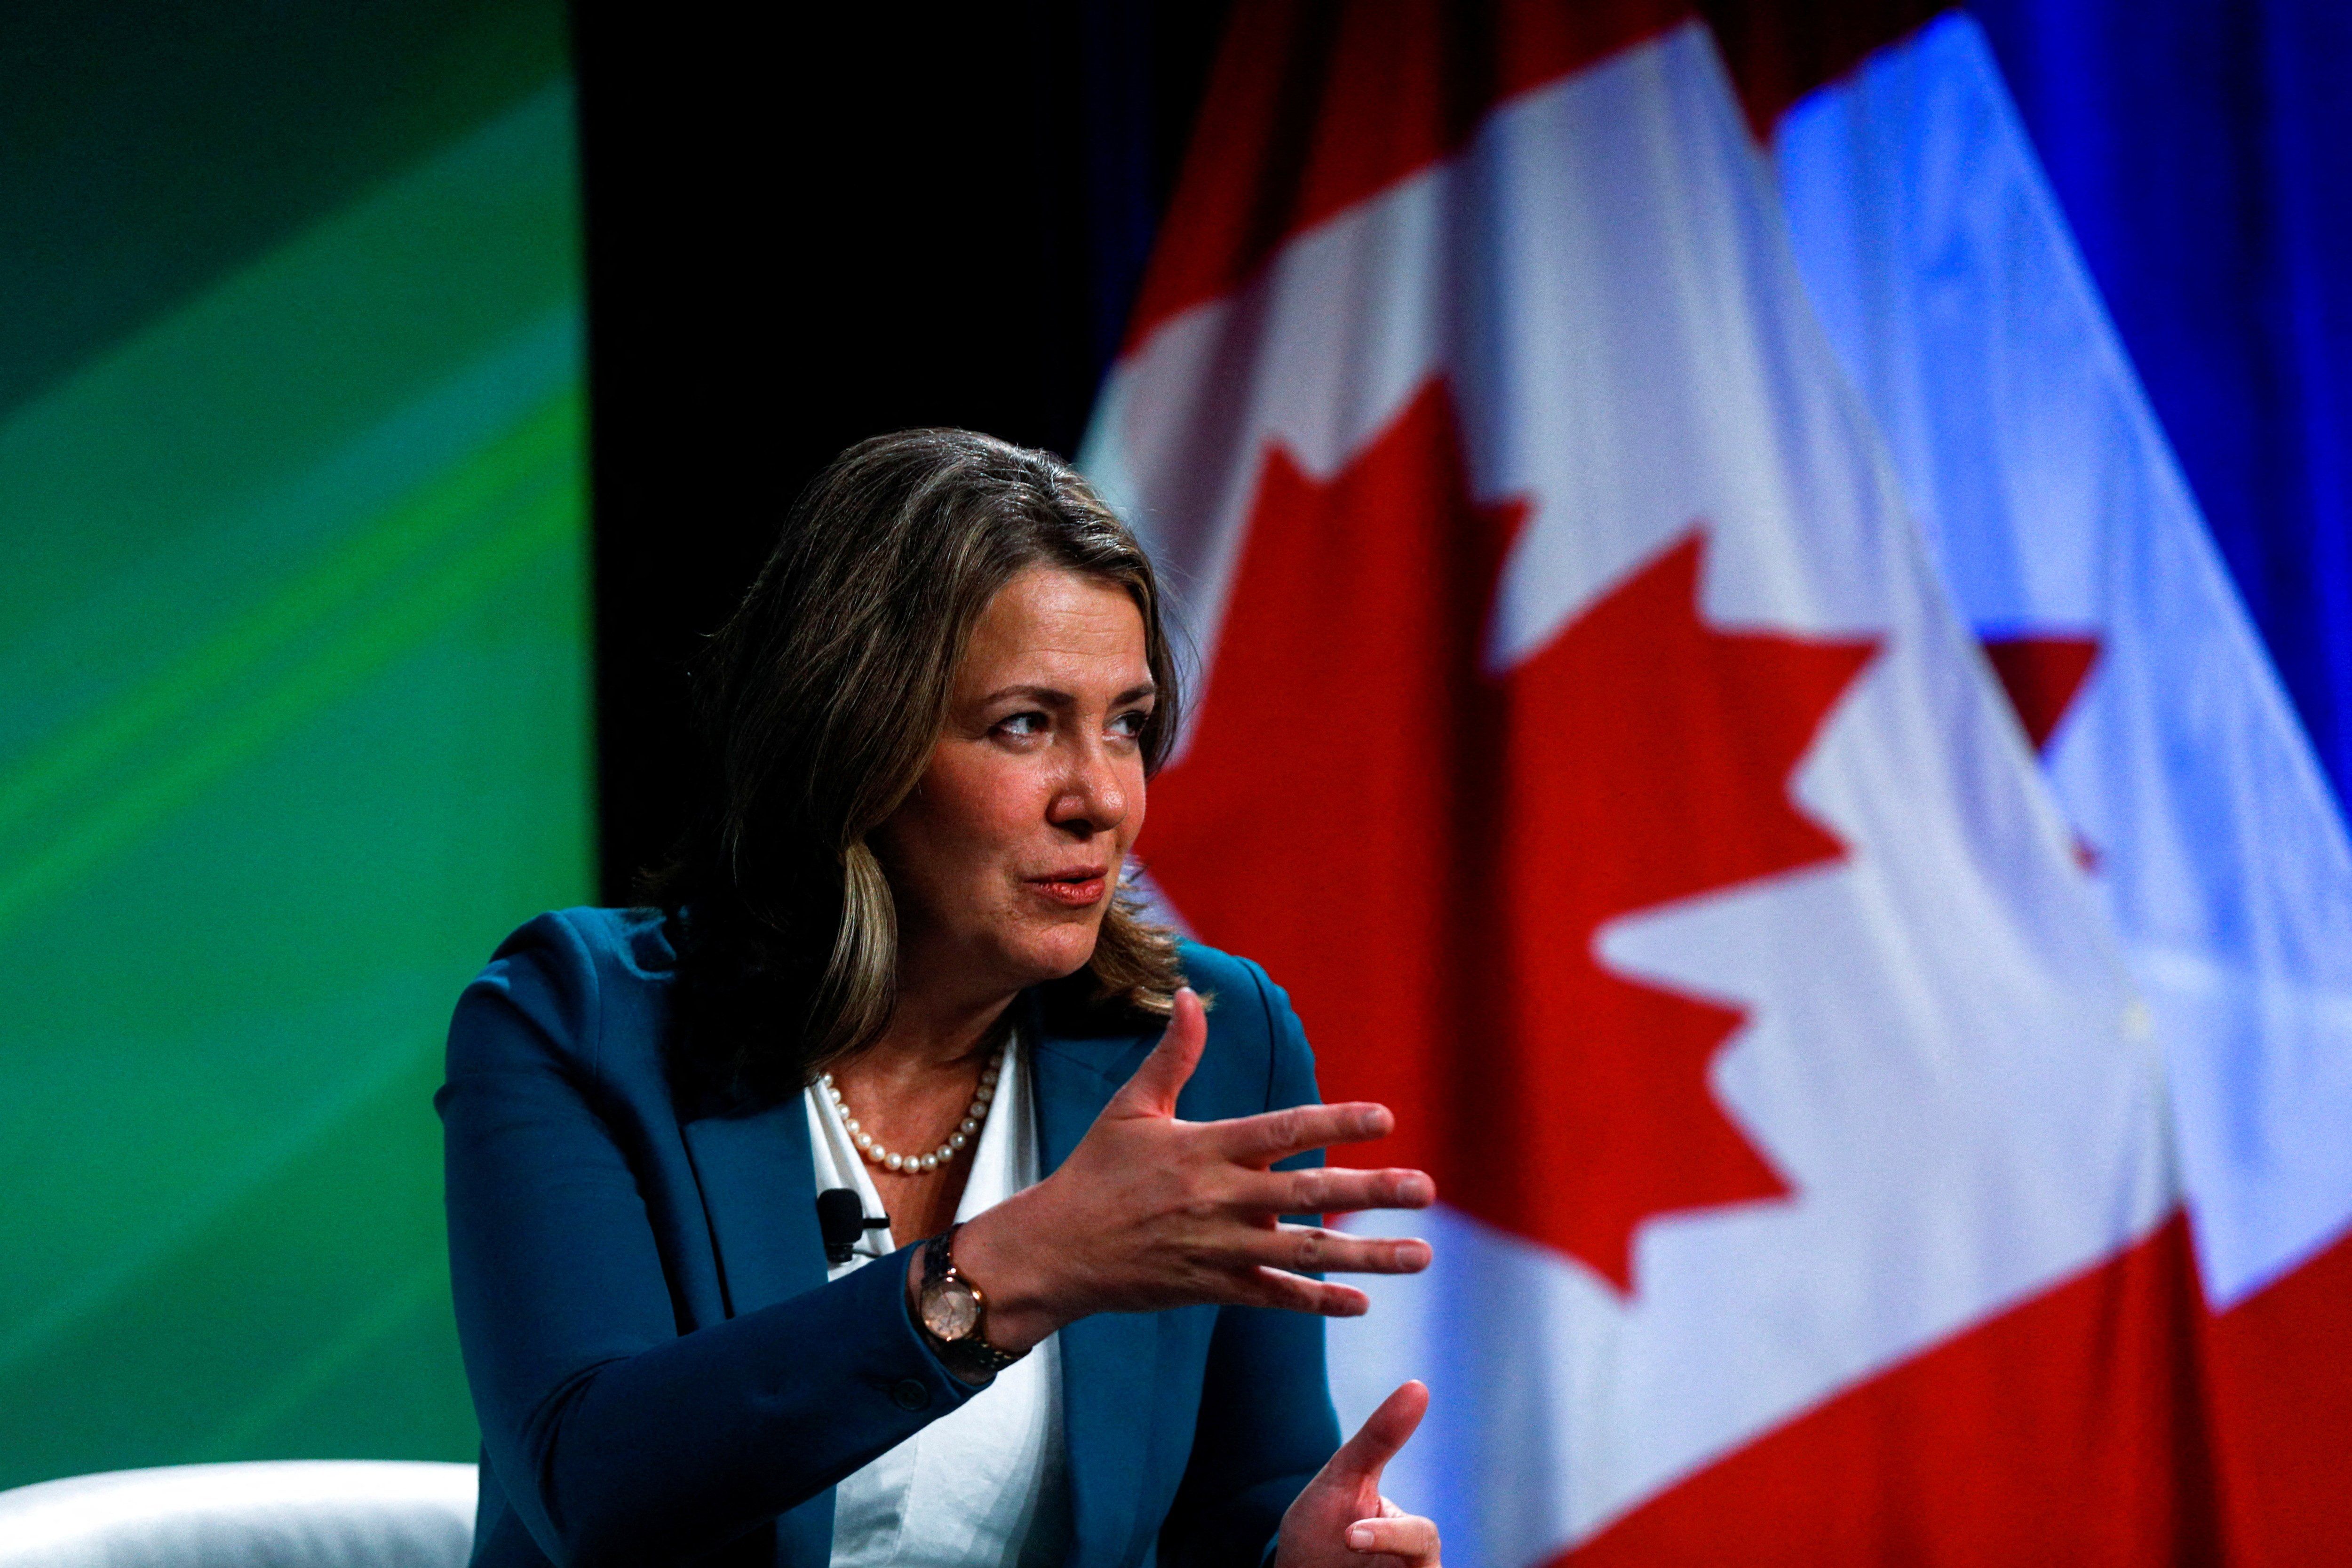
left=917, top=1223, right=1026, bottom=1386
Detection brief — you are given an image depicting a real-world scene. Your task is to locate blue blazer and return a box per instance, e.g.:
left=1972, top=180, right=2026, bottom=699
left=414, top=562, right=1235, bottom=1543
left=438, top=907, right=1340, bottom=1568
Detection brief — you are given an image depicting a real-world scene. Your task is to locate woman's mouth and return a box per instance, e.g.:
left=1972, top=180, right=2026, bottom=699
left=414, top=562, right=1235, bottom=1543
left=1026, top=868, right=1110, bottom=907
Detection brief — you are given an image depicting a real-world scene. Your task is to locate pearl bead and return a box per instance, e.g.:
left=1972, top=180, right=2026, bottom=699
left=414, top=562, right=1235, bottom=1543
left=827, top=1045, right=1012, bottom=1173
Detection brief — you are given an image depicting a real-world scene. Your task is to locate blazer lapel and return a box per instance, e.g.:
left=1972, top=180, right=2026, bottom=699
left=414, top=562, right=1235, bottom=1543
left=681, top=1097, right=839, bottom=1568
left=681, top=1097, right=829, bottom=1319
left=1030, top=1002, right=1162, bottom=1568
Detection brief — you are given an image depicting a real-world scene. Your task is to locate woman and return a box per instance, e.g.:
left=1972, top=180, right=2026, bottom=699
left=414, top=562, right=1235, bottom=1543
left=439, top=430, right=1442, bottom=1568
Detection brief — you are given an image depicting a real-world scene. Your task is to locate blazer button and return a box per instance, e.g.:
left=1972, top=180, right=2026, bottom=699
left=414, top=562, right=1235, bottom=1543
left=891, top=1378, right=931, bottom=1412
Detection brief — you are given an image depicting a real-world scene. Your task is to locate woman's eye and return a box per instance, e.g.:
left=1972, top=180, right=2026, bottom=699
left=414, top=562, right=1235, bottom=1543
left=1110, top=709, right=1150, bottom=739
left=996, top=711, right=1048, bottom=738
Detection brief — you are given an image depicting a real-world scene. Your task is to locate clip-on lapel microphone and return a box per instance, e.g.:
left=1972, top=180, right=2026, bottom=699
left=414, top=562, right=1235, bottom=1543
left=817, top=1187, right=892, bottom=1265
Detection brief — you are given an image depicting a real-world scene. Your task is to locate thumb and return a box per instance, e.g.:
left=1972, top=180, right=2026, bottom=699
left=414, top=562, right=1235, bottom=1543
left=1107, top=987, right=1207, bottom=1119
left=1327, top=1380, right=1429, bottom=1488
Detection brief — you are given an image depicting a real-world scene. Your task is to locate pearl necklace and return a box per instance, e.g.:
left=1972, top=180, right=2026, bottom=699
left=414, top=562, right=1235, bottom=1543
left=820, top=1043, right=1005, bottom=1175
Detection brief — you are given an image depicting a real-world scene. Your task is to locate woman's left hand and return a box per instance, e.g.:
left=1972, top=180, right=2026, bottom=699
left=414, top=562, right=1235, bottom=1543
left=1273, top=1381, right=1441, bottom=1568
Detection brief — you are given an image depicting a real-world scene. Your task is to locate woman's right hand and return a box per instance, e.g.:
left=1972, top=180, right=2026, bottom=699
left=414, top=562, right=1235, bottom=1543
left=950, top=988, right=1434, bottom=1352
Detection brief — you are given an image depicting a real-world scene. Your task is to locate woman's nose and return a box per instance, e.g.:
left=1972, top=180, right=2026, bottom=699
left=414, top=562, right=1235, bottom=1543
left=1053, top=743, right=1128, bottom=832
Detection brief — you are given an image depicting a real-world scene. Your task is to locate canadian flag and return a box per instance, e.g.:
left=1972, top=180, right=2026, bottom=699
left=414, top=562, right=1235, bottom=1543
left=1778, top=13, right=2352, bottom=1561
left=1078, top=2, right=2236, bottom=1562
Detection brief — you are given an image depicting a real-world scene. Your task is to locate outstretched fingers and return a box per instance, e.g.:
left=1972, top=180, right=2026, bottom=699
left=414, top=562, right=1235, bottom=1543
left=1216, top=1099, right=1396, bottom=1165
left=1240, top=1164, right=1435, bottom=1218
left=1236, top=1264, right=1373, bottom=1317
left=1245, top=1223, right=1431, bottom=1277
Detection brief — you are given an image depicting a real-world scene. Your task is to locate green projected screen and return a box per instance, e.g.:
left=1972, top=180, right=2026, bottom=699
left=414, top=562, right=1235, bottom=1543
left=0, top=4, right=587, bottom=1486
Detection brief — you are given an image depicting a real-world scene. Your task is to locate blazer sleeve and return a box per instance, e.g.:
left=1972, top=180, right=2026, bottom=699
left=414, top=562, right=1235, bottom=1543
left=437, top=914, right=977, bottom=1568
left=1158, top=957, right=1345, bottom=1568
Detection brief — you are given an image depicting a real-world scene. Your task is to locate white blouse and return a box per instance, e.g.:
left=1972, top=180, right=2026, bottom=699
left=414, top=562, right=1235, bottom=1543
left=804, top=1034, right=1069, bottom=1568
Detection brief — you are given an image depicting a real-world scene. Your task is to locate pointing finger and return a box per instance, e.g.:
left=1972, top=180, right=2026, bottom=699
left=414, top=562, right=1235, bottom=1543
left=1107, top=988, right=1207, bottom=1119
left=1327, top=1380, right=1430, bottom=1487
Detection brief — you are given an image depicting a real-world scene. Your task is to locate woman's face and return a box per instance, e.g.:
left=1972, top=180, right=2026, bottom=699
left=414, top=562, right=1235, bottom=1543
left=874, top=566, right=1156, bottom=1007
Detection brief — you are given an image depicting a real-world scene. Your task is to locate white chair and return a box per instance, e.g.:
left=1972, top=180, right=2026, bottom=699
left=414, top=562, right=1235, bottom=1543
left=0, top=1461, right=476, bottom=1568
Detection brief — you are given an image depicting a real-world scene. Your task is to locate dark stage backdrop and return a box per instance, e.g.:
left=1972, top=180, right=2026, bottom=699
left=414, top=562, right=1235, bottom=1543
left=572, top=2, right=1232, bottom=899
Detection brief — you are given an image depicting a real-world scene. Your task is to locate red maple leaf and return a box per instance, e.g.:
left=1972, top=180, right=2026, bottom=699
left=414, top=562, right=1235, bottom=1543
left=1144, top=381, right=1879, bottom=1293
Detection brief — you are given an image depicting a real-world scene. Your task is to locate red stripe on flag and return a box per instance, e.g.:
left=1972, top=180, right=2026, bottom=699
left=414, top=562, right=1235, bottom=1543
left=1560, top=1210, right=2226, bottom=1566
left=2203, top=1225, right=2352, bottom=1566
left=1124, top=0, right=1948, bottom=353
left=1123, top=0, right=1685, bottom=354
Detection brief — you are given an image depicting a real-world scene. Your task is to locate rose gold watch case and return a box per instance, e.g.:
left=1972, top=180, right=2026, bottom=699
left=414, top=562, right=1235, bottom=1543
left=921, top=1275, right=982, bottom=1342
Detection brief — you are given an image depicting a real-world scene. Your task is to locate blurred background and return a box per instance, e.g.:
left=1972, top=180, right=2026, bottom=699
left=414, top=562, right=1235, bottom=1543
left=4, top=1, right=2347, bottom=1562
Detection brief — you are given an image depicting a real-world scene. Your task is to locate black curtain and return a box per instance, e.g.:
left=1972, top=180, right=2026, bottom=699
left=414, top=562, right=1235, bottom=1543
left=570, top=1, right=1230, bottom=899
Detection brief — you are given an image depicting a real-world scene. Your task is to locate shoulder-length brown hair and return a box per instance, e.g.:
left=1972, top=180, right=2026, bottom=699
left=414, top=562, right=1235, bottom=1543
left=652, top=429, right=1186, bottom=1107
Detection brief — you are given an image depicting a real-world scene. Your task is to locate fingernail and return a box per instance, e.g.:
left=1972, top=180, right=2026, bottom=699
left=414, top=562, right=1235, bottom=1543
left=1348, top=1525, right=1375, bottom=1550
